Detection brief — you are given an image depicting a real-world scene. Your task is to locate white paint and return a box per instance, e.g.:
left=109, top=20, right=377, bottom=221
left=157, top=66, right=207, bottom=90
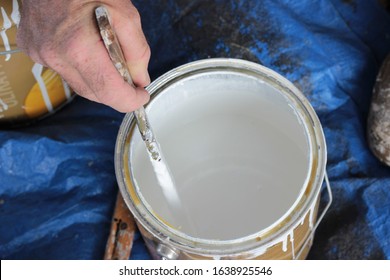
left=290, top=231, right=295, bottom=259
left=281, top=231, right=294, bottom=254
left=263, top=199, right=320, bottom=259
left=0, top=0, right=20, bottom=60
left=147, top=151, right=182, bottom=211
left=130, top=72, right=311, bottom=241
left=11, top=0, right=20, bottom=26
left=308, top=200, right=317, bottom=230
left=1, top=7, right=12, bottom=61
left=282, top=236, right=288, bottom=252
left=132, top=107, right=189, bottom=231
left=254, top=210, right=303, bottom=259
left=32, top=63, right=53, bottom=112
left=61, top=78, right=72, bottom=100
left=0, top=97, right=8, bottom=112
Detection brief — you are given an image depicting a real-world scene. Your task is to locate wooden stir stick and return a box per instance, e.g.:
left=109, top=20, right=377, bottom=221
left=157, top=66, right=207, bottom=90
left=104, top=193, right=136, bottom=260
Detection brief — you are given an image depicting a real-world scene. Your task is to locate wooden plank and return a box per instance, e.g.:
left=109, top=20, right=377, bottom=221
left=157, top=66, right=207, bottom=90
left=104, top=193, right=136, bottom=260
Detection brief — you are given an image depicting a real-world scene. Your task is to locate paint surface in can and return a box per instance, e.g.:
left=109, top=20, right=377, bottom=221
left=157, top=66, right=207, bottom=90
left=130, top=71, right=311, bottom=240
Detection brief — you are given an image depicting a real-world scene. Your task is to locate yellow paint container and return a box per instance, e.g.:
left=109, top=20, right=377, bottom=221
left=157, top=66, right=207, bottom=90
left=0, top=0, right=74, bottom=126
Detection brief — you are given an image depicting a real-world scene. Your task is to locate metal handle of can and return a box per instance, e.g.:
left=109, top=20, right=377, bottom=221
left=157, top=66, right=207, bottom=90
left=295, top=171, right=333, bottom=260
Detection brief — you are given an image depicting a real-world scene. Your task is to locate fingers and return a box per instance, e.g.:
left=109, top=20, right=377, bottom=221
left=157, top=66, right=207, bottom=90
left=66, top=38, right=150, bottom=112
left=110, top=6, right=151, bottom=87
left=67, top=3, right=151, bottom=111
left=16, top=0, right=151, bottom=113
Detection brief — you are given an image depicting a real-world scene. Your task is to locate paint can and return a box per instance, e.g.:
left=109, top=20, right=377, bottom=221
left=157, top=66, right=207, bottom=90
left=0, top=0, right=74, bottom=127
left=115, top=58, right=332, bottom=259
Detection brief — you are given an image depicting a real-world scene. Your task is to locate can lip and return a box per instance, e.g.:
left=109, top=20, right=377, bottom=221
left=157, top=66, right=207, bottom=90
left=115, top=58, right=327, bottom=256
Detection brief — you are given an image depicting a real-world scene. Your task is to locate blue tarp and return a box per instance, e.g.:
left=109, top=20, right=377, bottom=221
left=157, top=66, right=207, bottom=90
left=1, top=0, right=390, bottom=259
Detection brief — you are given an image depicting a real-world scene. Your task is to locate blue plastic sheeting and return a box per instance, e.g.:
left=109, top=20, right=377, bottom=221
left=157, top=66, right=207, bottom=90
left=1, top=0, right=390, bottom=259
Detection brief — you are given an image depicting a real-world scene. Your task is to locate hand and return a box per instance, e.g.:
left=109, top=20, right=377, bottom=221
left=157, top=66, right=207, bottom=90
left=17, top=0, right=151, bottom=112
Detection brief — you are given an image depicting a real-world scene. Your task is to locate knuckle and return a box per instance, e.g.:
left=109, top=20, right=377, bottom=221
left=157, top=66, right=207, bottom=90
left=96, top=91, right=113, bottom=105
left=36, top=45, right=58, bottom=67
left=129, top=8, right=142, bottom=25
left=95, top=83, right=136, bottom=112
left=37, top=45, right=54, bottom=59
left=94, top=80, right=118, bottom=104
left=139, top=43, right=151, bottom=62
left=70, top=82, right=90, bottom=99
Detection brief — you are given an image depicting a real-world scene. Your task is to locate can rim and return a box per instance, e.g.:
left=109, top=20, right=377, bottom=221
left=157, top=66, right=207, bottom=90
left=115, top=58, right=327, bottom=256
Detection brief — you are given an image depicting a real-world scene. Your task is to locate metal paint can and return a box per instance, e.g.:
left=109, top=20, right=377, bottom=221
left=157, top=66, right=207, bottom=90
left=0, top=0, right=74, bottom=127
left=115, top=58, right=332, bottom=259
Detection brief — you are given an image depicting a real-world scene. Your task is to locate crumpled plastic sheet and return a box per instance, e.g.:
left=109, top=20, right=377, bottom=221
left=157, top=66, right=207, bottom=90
left=1, top=0, right=390, bottom=259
